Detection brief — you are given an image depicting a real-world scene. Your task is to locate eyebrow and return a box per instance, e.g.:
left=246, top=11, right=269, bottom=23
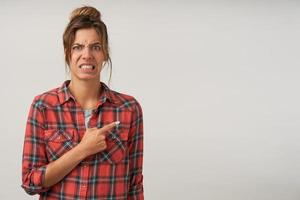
left=72, top=42, right=101, bottom=46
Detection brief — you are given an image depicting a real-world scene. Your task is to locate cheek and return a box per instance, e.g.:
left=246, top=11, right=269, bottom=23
left=69, top=58, right=78, bottom=71
left=96, top=51, right=105, bottom=60
left=70, top=54, right=79, bottom=65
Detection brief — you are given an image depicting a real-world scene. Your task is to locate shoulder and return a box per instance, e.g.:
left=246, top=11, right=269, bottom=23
left=108, top=88, right=143, bottom=114
left=31, top=86, right=61, bottom=109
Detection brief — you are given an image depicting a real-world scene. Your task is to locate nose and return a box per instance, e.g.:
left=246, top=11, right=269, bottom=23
left=82, top=46, right=93, bottom=60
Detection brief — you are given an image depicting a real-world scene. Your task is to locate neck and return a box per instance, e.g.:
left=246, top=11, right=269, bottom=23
left=68, top=79, right=101, bottom=110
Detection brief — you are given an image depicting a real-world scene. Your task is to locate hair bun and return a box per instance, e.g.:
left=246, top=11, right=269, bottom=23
left=70, top=6, right=101, bottom=21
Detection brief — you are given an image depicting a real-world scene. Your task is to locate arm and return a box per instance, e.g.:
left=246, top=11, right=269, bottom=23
left=22, top=97, right=117, bottom=194
left=42, top=124, right=116, bottom=188
left=21, top=98, right=49, bottom=195
left=128, top=101, right=144, bottom=200
left=41, top=144, right=86, bottom=188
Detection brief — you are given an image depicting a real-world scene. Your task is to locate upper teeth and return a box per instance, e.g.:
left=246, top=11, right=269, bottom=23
left=81, top=65, right=93, bottom=69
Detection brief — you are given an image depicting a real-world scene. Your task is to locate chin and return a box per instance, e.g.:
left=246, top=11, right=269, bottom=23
left=77, top=74, right=100, bottom=81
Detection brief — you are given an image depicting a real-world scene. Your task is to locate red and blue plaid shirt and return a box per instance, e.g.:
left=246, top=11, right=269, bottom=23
left=22, top=80, right=144, bottom=200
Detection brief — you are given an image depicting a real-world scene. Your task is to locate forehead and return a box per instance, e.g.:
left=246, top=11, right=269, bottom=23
left=73, top=28, right=101, bottom=44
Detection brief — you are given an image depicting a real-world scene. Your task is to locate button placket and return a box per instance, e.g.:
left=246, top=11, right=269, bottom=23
left=79, top=163, right=89, bottom=197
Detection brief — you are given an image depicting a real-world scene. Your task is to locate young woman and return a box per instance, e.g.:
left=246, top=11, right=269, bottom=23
left=21, top=6, right=144, bottom=200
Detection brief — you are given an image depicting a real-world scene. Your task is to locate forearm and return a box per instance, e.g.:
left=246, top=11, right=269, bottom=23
left=43, top=123, right=117, bottom=188
left=43, top=144, right=87, bottom=188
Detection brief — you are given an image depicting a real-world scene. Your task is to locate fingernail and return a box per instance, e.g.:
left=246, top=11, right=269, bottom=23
left=115, top=121, right=120, bottom=125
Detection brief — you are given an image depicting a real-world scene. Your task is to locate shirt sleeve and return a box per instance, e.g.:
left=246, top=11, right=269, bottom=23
left=128, top=100, right=144, bottom=200
left=21, top=97, right=49, bottom=195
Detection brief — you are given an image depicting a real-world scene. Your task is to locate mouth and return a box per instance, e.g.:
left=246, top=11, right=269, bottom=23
left=79, top=64, right=95, bottom=70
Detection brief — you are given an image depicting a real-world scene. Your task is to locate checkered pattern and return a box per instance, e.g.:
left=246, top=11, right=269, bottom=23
left=21, top=80, right=144, bottom=200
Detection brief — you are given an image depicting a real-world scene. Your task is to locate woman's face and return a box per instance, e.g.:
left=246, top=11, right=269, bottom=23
left=69, top=28, right=105, bottom=81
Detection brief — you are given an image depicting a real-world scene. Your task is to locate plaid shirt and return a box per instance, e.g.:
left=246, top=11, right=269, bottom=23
left=21, top=80, right=144, bottom=200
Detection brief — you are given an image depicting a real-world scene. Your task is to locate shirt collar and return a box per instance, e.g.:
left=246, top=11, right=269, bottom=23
left=57, top=80, right=116, bottom=106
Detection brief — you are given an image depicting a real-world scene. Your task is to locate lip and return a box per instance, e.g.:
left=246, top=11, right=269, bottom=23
left=79, top=63, right=95, bottom=69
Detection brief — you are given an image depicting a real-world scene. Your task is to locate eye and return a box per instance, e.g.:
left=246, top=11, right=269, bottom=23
left=92, top=45, right=102, bottom=51
left=72, top=45, right=83, bottom=51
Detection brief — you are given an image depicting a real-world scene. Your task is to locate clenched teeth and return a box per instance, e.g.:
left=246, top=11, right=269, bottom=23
left=80, top=65, right=95, bottom=69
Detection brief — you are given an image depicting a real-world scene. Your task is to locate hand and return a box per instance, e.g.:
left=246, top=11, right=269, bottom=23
left=77, top=121, right=120, bottom=157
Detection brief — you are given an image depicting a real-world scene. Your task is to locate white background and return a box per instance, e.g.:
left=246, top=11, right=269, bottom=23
left=1, top=0, right=300, bottom=199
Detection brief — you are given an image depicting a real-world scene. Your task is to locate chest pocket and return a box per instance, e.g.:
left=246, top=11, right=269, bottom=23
left=44, top=129, right=77, bottom=162
left=99, top=127, right=129, bottom=164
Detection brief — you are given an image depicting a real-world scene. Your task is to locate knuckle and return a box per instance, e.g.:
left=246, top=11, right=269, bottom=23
left=100, top=135, right=105, bottom=140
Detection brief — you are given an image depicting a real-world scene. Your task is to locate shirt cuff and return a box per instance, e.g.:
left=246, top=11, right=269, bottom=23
left=22, top=165, right=49, bottom=195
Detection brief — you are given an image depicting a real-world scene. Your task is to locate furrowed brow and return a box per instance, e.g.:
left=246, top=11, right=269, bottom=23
left=72, top=42, right=101, bottom=47
left=90, top=42, right=101, bottom=46
left=72, top=43, right=84, bottom=46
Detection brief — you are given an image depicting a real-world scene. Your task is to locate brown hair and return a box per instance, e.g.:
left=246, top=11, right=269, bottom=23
left=63, top=6, right=112, bottom=81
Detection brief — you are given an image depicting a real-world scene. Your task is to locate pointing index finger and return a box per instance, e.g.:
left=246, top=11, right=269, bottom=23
left=99, top=121, right=120, bottom=135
